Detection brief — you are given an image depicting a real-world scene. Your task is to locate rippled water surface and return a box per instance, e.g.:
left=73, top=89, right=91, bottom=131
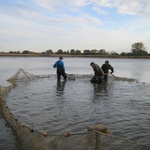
left=1, top=57, right=150, bottom=149
left=5, top=76, right=150, bottom=146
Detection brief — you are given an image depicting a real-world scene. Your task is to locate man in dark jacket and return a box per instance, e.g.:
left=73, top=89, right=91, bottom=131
left=101, top=60, right=114, bottom=81
left=53, top=57, right=67, bottom=80
left=90, top=62, right=104, bottom=83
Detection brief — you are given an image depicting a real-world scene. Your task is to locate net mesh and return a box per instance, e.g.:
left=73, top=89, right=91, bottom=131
left=0, top=68, right=149, bottom=150
left=110, top=73, right=138, bottom=82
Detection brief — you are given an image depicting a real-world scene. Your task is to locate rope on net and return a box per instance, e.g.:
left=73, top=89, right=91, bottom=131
left=0, top=68, right=149, bottom=150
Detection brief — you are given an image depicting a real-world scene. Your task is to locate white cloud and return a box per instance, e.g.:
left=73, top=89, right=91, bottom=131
left=0, top=0, right=150, bottom=53
left=34, top=0, right=67, bottom=10
left=68, top=0, right=90, bottom=7
left=89, top=0, right=150, bottom=17
left=35, top=0, right=91, bottom=8
left=92, top=6, right=107, bottom=15
left=33, top=0, right=150, bottom=17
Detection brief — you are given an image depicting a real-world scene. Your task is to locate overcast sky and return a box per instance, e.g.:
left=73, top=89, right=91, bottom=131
left=0, top=0, right=150, bottom=53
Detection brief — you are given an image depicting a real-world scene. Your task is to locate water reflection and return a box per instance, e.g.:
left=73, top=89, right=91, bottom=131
left=91, top=81, right=108, bottom=101
left=1, top=57, right=150, bottom=149
left=56, top=80, right=66, bottom=91
left=55, top=80, right=67, bottom=99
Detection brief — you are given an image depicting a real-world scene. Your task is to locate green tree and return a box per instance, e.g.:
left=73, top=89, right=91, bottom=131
left=9, top=51, right=14, bottom=54
left=70, top=49, right=76, bottom=55
left=120, top=52, right=132, bottom=56
left=91, top=49, right=99, bottom=55
left=99, top=49, right=106, bottom=55
left=131, top=42, right=148, bottom=56
left=75, top=50, right=81, bottom=55
left=46, top=49, right=53, bottom=54
left=83, top=49, right=91, bottom=55
left=22, top=50, right=32, bottom=54
left=57, top=49, right=64, bottom=54
left=111, top=51, right=119, bottom=56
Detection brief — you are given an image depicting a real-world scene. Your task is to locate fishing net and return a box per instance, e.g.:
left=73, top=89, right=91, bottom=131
left=0, top=68, right=149, bottom=150
left=110, top=73, right=138, bottom=82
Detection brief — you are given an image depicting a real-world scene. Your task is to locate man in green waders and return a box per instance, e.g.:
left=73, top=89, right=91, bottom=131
left=90, top=62, right=104, bottom=84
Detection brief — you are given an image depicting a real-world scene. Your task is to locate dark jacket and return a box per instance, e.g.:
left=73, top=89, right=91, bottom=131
left=101, top=64, right=114, bottom=74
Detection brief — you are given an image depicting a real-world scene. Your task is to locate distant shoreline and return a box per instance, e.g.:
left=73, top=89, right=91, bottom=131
left=0, top=53, right=150, bottom=59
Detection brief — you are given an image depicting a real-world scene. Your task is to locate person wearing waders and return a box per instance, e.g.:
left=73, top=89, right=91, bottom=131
left=90, top=62, right=104, bottom=83
left=53, top=57, right=67, bottom=80
left=101, top=60, right=114, bottom=81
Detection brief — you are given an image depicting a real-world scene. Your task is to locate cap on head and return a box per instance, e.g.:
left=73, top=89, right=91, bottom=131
left=105, top=60, right=109, bottom=64
left=90, top=62, right=94, bottom=66
left=59, top=56, right=63, bottom=60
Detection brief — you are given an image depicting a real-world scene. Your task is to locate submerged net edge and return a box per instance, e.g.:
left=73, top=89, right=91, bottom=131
left=1, top=69, right=149, bottom=150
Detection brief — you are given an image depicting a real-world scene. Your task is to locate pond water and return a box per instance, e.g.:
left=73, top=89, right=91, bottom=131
left=0, top=57, right=150, bottom=149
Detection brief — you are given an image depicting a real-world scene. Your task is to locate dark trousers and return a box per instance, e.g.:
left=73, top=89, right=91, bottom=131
left=57, top=67, right=67, bottom=80
left=103, top=75, right=108, bottom=81
left=91, top=76, right=102, bottom=84
left=57, top=72, right=67, bottom=80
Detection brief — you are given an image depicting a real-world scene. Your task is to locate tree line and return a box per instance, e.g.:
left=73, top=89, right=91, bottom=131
left=0, top=42, right=149, bottom=56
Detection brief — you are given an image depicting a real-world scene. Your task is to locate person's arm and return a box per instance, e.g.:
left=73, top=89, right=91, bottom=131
left=53, top=61, right=58, bottom=68
left=101, top=64, right=104, bottom=70
left=93, top=66, right=98, bottom=76
left=101, top=64, right=106, bottom=73
left=100, top=68, right=104, bottom=76
left=109, top=65, right=114, bottom=73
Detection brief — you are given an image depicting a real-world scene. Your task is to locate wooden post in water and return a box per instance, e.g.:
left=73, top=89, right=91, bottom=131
left=87, top=124, right=110, bottom=150
left=95, top=132, right=101, bottom=150
left=21, top=69, right=31, bottom=81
